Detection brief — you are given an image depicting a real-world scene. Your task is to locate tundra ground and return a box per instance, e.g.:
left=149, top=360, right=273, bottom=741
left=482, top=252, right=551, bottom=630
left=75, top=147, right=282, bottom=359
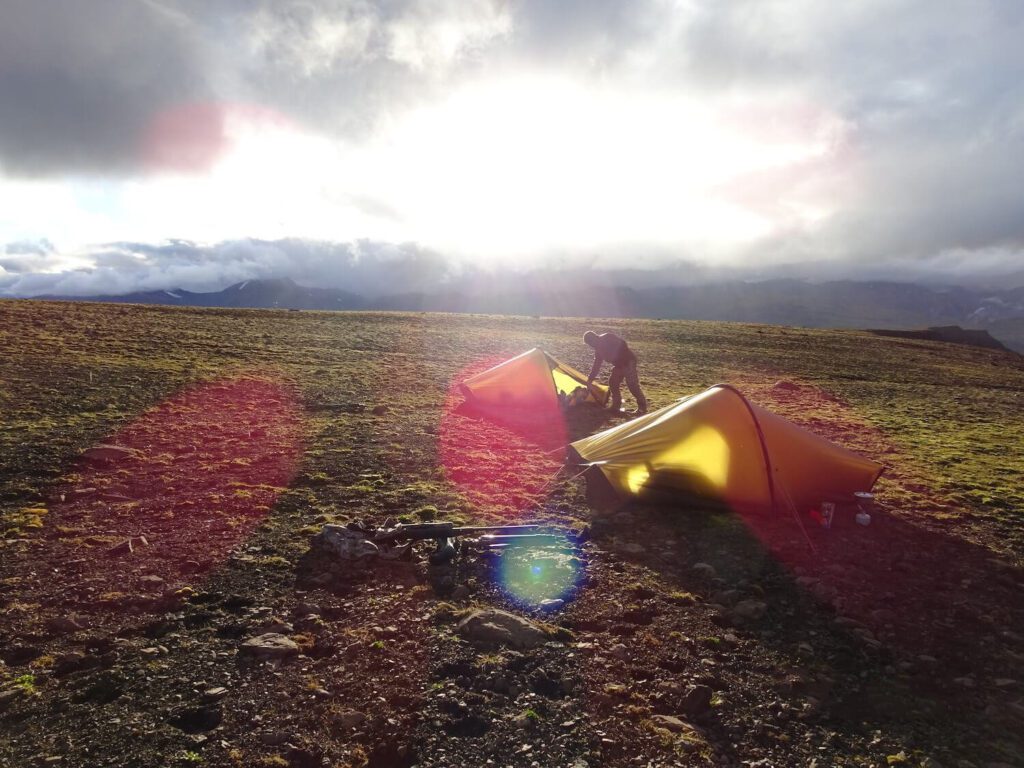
left=1, top=301, right=1022, bottom=767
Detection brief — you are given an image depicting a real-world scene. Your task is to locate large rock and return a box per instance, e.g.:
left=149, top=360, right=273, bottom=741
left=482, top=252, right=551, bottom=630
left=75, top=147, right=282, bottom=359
left=318, top=525, right=379, bottom=560
left=457, top=609, right=547, bottom=650
left=240, top=633, right=300, bottom=659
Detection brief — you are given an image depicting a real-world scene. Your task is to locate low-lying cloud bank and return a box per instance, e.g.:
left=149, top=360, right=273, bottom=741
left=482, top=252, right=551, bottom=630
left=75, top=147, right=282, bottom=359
left=2, top=237, right=1023, bottom=300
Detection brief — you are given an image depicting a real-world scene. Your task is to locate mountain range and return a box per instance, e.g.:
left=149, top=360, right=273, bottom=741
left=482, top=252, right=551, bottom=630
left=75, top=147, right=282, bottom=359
left=36, top=276, right=1024, bottom=352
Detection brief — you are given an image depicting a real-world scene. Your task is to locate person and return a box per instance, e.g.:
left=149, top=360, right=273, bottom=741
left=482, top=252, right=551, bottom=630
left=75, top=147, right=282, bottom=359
left=584, top=330, right=648, bottom=415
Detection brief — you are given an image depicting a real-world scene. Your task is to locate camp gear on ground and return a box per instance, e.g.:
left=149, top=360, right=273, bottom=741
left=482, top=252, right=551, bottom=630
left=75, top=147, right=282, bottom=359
left=460, top=348, right=609, bottom=416
left=568, top=383, right=883, bottom=515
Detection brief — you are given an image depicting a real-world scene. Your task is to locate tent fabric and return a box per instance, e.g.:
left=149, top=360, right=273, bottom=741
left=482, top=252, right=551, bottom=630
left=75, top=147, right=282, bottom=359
left=569, top=384, right=883, bottom=513
left=461, top=348, right=609, bottom=412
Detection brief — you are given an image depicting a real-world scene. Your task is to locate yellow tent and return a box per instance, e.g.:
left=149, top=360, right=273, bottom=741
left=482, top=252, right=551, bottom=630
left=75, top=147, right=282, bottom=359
left=569, top=384, right=883, bottom=513
left=460, top=348, right=609, bottom=414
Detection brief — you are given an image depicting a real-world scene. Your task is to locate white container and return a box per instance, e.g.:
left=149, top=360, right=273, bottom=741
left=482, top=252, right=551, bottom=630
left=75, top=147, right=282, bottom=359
left=853, top=491, right=875, bottom=510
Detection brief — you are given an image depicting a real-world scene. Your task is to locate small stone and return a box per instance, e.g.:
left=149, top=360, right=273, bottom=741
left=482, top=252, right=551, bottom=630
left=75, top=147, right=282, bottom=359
left=0, top=688, right=26, bottom=711
left=46, top=616, right=84, bottom=635
left=259, top=618, right=294, bottom=635
left=240, top=633, right=300, bottom=659
left=450, top=585, right=471, bottom=601
left=202, top=687, right=228, bottom=701
left=295, top=602, right=322, bottom=616
left=617, top=542, right=645, bottom=555
left=651, top=714, right=700, bottom=734
left=82, top=444, right=136, bottom=465
left=538, top=599, right=564, bottom=612
left=371, top=405, right=388, bottom=416
left=332, top=709, right=366, bottom=730
left=258, top=730, right=290, bottom=746
left=169, top=704, right=222, bottom=734
left=691, top=563, right=716, bottom=580
left=731, top=600, right=768, bottom=623
left=682, top=684, right=713, bottom=716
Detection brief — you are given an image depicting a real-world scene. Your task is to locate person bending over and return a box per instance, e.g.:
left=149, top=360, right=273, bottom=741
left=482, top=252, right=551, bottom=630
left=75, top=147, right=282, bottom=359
left=584, top=330, right=648, bottom=415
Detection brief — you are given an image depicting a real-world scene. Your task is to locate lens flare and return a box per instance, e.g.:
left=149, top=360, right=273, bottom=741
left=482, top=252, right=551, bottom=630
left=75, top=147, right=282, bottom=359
left=494, top=540, right=583, bottom=608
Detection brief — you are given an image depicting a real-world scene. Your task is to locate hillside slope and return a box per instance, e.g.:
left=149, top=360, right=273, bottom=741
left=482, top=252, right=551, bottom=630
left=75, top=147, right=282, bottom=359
left=1, top=301, right=1022, bottom=767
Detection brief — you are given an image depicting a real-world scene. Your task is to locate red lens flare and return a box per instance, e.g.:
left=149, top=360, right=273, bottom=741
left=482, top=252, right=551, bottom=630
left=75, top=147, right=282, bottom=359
left=439, top=357, right=567, bottom=520
left=14, top=375, right=304, bottom=626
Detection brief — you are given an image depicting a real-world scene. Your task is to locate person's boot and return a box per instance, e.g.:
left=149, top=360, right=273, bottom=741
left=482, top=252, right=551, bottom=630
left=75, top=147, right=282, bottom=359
left=610, top=397, right=623, bottom=414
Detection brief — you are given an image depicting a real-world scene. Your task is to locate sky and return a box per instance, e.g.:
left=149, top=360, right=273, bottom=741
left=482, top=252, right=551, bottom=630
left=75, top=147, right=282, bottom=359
left=1, top=0, right=1023, bottom=296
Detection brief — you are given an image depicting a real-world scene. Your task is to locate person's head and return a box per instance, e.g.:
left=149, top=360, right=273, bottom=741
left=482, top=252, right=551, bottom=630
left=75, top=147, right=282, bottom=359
left=583, top=331, right=598, bottom=348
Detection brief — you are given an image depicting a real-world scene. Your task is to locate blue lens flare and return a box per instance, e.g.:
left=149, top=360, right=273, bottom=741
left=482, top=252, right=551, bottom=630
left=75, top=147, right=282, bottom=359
left=495, top=538, right=584, bottom=608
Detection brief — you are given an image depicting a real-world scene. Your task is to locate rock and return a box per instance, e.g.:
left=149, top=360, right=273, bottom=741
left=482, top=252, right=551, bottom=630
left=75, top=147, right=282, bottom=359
left=259, top=731, right=290, bottom=746
left=731, top=599, right=768, bottom=623
left=107, top=539, right=135, bottom=557
left=46, top=616, right=84, bottom=635
left=202, top=687, right=228, bottom=701
left=609, top=643, right=629, bottom=660
left=994, top=678, right=1017, bottom=688
left=456, top=609, right=546, bottom=650
left=0, top=688, right=26, bottom=711
left=682, top=684, right=713, bottom=716
left=259, top=618, right=294, bottom=635
left=450, top=585, right=471, bottom=601
left=318, top=525, right=379, bottom=560
left=371, top=405, right=388, bottom=416
left=712, top=589, right=740, bottom=606
left=773, top=380, right=799, bottom=391
left=81, top=444, right=137, bottom=466
left=169, top=704, right=222, bottom=734
left=240, top=633, right=300, bottom=659
left=691, top=563, right=717, bottom=580
left=331, top=709, right=366, bottom=730
left=651, top=714, right=699, bottom=734
left=295, top=602, right=322, bottom=616
left=80, top=672, right=125, bottom=704
left=54, top=651, right=98, bottom=676
left=617, top=542, right=646, bottom=555
left=538, top=599, right=564, bottom=612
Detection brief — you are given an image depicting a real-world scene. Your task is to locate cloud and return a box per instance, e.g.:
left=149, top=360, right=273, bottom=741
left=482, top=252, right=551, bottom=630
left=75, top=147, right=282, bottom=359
left=0, top=0, right=1023, bottom=280
left=0, top=238, right=453, bottom=297
left=0, top=0, right=216, bottom=176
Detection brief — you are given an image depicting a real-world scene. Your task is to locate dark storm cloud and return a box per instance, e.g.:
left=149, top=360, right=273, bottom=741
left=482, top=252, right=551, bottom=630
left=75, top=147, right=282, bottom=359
left=1, top=0, right=1023, bottom=280
left=0, top=238, right=452, bottom=297
left=0, top=0, right=215, bottom=176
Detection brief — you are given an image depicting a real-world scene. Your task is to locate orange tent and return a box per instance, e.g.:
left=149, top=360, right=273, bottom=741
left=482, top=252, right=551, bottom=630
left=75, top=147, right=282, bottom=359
left=569, top=384, right=883, bottom=514
left=460, top=348, right=608, bottom=415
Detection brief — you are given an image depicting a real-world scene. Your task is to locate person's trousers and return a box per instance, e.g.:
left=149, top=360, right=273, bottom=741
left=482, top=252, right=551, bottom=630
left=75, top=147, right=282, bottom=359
left=608, top=359, right=647, bottom=411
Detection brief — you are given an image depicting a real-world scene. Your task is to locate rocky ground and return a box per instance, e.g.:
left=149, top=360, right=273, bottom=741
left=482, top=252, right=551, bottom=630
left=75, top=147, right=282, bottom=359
left=1, top=301, right=1022, bottom=767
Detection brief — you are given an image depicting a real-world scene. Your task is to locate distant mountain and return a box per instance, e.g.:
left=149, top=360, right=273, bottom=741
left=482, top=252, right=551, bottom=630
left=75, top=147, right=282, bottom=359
left=40, top=277, right=365, bottom=311
left=35, top=277, right=1024, bottom=352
